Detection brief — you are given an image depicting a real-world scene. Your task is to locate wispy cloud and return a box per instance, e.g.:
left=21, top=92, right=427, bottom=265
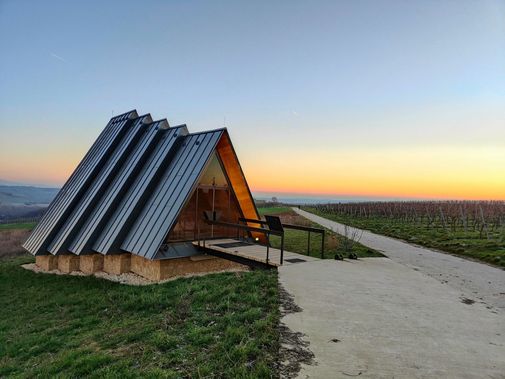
left=50, top=52, right=67, bottom=63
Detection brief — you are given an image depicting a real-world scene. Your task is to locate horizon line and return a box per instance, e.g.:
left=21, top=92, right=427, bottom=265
left=1, top=180, right=503, bottom=202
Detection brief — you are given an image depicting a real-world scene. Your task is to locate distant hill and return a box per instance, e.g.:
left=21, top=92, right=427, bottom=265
left=0, top=185, right=59, bottom=205
left=0, top=179, right=28, bottom=186
left=0, top=184, right=59, bottom=221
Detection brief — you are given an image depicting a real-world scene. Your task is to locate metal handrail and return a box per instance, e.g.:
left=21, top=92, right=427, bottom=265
left=199, top=219, right=285, bottom=264
left=212, top=220, right=283, bottom=236
left=282, top=223, right=324, bottom=233
left=239, top=217, right=269, bottom=226
left=283, top=223, right=325, bottom=259
left=239, top=217, right=325, bottom=259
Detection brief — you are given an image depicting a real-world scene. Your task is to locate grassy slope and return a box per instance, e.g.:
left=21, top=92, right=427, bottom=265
left=257, top=206, right=382, bottom=259
left=0, top=257, right=279, bottom=378
left=306, top=207, right=505, bottom=268
left=0, top=222, right=36, bottom=230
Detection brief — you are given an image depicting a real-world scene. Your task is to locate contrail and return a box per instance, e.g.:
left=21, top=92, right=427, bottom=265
left=50, top=52, right=67, bottom=63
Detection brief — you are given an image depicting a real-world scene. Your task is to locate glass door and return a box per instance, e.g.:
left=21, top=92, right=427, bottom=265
left=166, top=153, right=242, bottom=242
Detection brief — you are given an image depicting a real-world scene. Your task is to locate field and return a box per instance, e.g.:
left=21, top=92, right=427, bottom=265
left=0, top=256, right=280, bottom=378
left=0, top=220, right=282, bottom=377
left=0, top=222, right=36, bottom=231
left=257, top=206, right=382, bottom=259
left=0, top=206, right=380, bottom=377
left=307, top=201, right=505, bottom=268
left=0, top=226, right=31, bottom=260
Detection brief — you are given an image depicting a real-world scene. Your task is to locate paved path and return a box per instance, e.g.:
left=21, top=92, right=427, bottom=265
left=293, top=207, right=505, bottom=311
left=279, top=258, right=505, bottom=379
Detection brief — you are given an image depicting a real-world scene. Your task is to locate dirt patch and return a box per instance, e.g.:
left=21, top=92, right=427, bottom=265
left=461, top=297, right=476, bottom=305
left=0, top=229, right=30, bottom=259
left=21, top=263, right=248, bottom=286
left=278, top=284, right=315, bottom=378
left=280, top=285, right=303, bottom=315
left=270, top=210, right=313, bottom=228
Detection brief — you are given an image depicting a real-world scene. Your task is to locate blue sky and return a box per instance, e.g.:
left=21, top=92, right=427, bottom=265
left=1, top=0, right=504, bottom=199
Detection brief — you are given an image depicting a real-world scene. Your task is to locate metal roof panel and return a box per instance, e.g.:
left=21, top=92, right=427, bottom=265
left=22, top=110, right=138, bottom=255
left=46, top=115, right=149, bottom=254
left=121, top=130, right=223, bottom=259
left=67, top=118, right=177, bottom=255
left=92, top=125, right=189, bottom=254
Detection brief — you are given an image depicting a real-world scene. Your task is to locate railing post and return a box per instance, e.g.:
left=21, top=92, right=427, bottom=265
left=280, top=232, right=284, bottom=265
left=266, top=231, right=270, bottom=264
left=321, top=230, right=325, bottom=259
left=307, top=231, right=311, bottom=256
left=197, top=224, right=200, bottom=247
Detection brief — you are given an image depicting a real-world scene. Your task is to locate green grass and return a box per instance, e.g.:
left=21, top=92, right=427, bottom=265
left=0, top=222, right=36, bottom=231
left=257, top=206, right=293, bottom=216
left=257, top=206, right=383, bottom=259
left=306, top=207, right=505, bottom=268
left=0, top=256, right=280, bottom=378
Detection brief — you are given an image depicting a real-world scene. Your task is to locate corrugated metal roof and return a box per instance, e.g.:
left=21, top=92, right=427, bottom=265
left=121, top=129, right=224, bottom=259
left=92, top=123, right=189, bottom=254
left=22, top=110, right=138, bottom=255
left=47, top=115, right=151, bottom=255
left=68, top=116, right=166, bottom=255
left=23, top=110, right=257, bottom=260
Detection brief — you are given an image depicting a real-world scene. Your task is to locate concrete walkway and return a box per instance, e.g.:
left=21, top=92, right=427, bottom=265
left=279, top=258, right=505, bottom=379
left=293, top=208, right=505, bottom=311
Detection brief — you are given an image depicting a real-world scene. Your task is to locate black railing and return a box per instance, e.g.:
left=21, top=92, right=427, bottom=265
left=281, top=223, right=325, bottom=259
left=197, top=214, right=325, bottom=265
left=197, top=219, right=285, bottom=265
left=239, top=217, right=325, bottom=259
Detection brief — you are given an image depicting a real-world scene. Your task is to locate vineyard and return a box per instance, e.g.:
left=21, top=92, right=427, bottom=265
left=306, top=201, right=505, bottom=268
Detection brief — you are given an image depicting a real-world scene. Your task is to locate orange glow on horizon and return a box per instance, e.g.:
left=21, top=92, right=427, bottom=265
left=1, top=144, right=504, bottom=201
left=242, top=145, right=505, bottom=201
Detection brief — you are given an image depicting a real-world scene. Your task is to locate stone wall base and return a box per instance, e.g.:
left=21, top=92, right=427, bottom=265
left=161, top=254, right=245, bottom=280
left=80, top=254, right=104, bottom=274
left=35, top=255, right=58, bottom=271
left=131, top=253, right=246, bottom=281
left=33, top=252, right=246, bottom=282
left=58, top=255, right=80, bottom=273
left=103, top=254, right=131, bottom=275
left=131, top=254, right=161, bottom=281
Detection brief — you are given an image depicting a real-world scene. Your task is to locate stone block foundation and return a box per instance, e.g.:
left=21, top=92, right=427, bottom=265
left=131, top=253, right=246, bottom=281
left=103, top=254, right=131, bottom=275
left=35, top=255, right=58, bottom=271
left=58, top=255, right=80, bottom=273
left=80, top=254, right=104, bottom=274
left=33, top=252, right=246, bottom=282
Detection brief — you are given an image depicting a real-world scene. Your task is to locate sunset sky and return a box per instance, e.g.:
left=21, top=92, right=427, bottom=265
left=1, top=1, right=504, bottom=200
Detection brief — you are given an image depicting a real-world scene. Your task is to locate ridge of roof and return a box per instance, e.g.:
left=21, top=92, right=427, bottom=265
left=187, top=127, right=226, bottom=136
left=136, top=113, right=153, bottom=124
left=148, top=120, right=190, bottom=132
left=151, top=118, right=169, bottom=129
left=111, top=109, right=138, bottom=120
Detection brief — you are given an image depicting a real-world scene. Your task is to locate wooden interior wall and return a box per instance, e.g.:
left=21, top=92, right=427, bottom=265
left=216, top=133, right=264, bottom=241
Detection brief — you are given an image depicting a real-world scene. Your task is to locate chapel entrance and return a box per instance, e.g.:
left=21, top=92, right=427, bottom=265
left=165, top=153, right=243, bottom=242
